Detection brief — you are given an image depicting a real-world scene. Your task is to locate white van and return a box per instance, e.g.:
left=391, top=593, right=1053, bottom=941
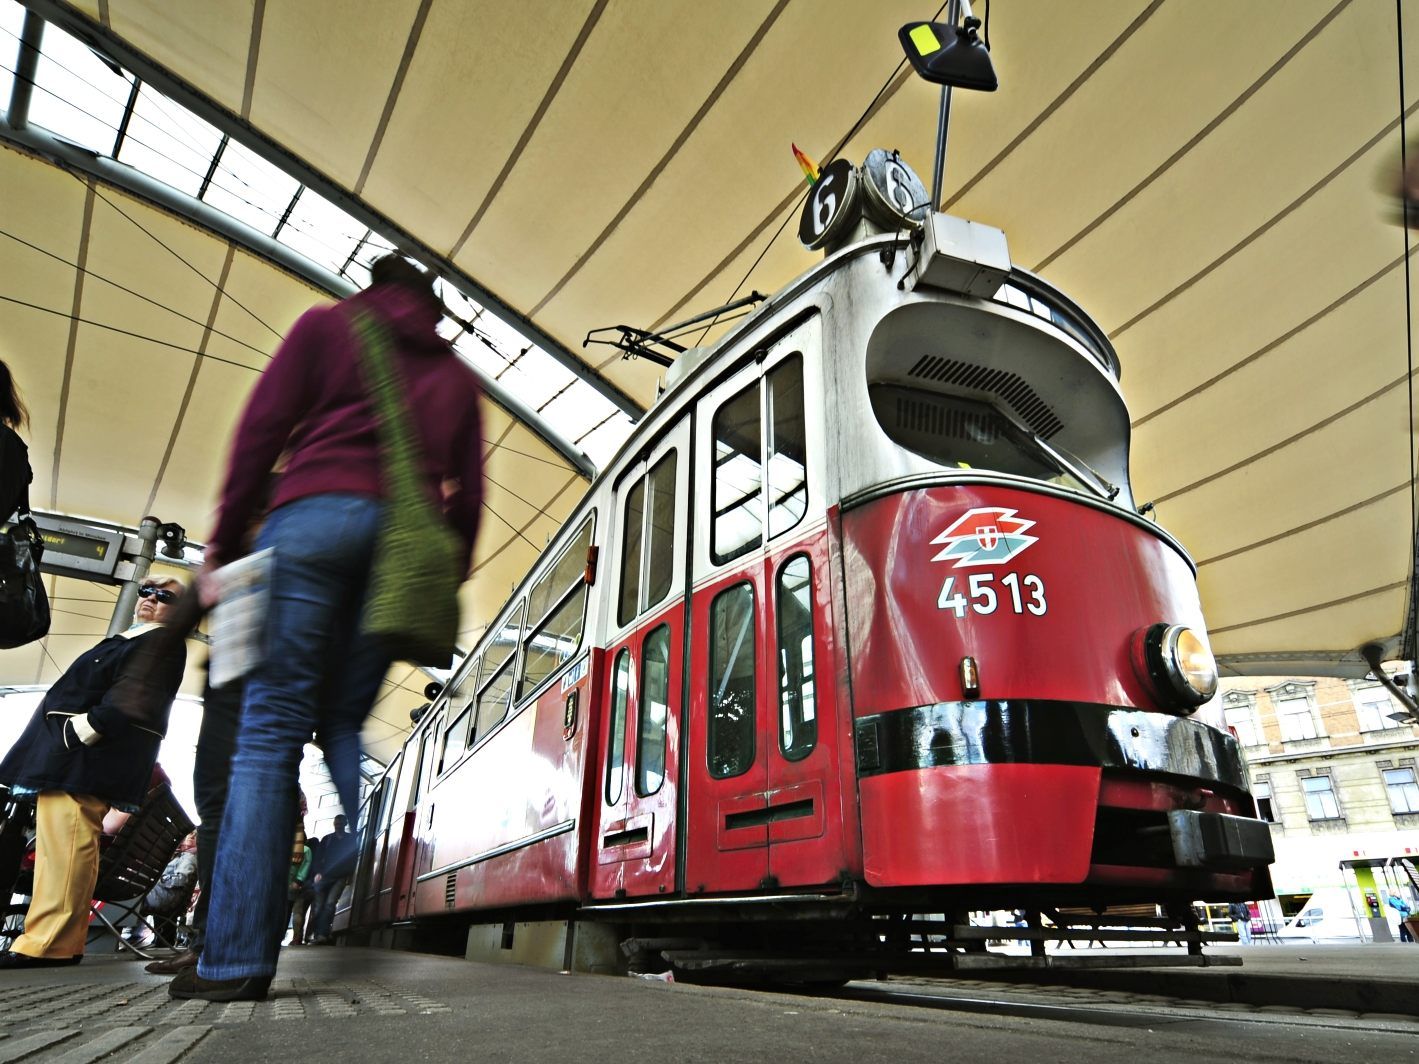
left=1276, top=889, right=1367, bottom=943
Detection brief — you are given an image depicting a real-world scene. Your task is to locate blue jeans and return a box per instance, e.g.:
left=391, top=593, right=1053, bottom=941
left=199, top=494, right=390, bottom=980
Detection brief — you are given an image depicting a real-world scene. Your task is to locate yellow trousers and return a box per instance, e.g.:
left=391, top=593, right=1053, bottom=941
left=12, top=791, right=108, bottom=959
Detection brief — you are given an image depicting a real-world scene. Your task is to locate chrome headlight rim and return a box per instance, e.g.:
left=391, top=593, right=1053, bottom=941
left=1137, top=622, right=1218, bottom=709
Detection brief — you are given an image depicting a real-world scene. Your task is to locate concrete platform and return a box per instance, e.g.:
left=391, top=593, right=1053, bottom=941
left=977, top=942, right=1419, bottom=1015
left=2, top=944, right=1418, bottom=1063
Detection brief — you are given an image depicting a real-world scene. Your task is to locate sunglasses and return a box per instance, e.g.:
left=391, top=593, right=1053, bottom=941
left=138, top=585, right=178, bottom=604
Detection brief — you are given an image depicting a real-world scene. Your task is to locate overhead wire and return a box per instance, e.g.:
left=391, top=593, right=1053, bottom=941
left=690, top=0, right=952, bottom=346
left=0, top=225, right=274, bottom=360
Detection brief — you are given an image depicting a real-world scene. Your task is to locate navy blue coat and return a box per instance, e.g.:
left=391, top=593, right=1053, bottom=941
left=0, top=626, right=186, bottom=810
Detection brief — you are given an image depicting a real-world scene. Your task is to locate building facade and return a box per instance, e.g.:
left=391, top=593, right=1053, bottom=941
left=1222, top=676, right=1419, bottom=910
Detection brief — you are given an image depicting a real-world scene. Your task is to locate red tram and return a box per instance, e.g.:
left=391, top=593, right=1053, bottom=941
left=336, top=152, right=1273, bottom=976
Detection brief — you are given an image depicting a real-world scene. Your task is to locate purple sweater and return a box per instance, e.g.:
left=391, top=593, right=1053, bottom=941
left=207, top=285, right=485, bottom=566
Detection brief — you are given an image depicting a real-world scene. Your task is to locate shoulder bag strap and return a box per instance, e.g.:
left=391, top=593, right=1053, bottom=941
left=347, top=308, right=432, bottom=512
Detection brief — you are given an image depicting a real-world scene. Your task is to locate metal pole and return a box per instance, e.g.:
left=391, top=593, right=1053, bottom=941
left=107, top=516, right=159, bottom=636
left=929, top=0, right=962, bottom=210
left=8, top=10, right=44, bottom=129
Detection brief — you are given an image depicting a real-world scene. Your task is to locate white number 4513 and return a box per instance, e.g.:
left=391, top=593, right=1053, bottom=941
left=937, top=572, right=1046, bottom=617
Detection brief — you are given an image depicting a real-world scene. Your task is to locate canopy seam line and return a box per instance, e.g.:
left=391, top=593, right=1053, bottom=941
left=449, top=0, right=611, bottom=260
left=50, top=178, right=95, bottom=511
left=143, top=244, right=235, bottom=516
left=1032, top=0, right=1353, bottom=274
left=528, top=0, right=791, bottom=319
left=1112, top=100, right=1419, bottom=343
left=943, top=0, right=1167, bottom=210
left=1134, top=245, right=1418, bottom=430
left=353, top=0, right=433, bottom=196
left=1210, top=581, right=1407, bottom=636
left=1196, top=482, right=1410, bottom=568
left=1154, top=362, right=1419, bottom=506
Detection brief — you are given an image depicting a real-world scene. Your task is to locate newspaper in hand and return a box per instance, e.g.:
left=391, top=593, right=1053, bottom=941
left=207, top=549, right=273, bottom=688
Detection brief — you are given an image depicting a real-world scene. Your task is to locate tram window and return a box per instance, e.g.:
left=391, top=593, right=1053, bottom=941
left=522, top=584, right=589, bottom=695
left=528, top=516, right=594, bottom=627
left=441, top=707, right=471, bottom=773
left=637, top=625, right=671, bottom=796
left=606, top=649, right=631, bottom=805
left=474, top=659, right=515, bottom=742
left=712, top=382, right=763, bottom=564
left=708, top=582, right=756, bottom=779
left=424, top=715, right=443, bottom=785
left=522, top=516, right=595, bottom=696
left=618, top=478, right=646, bottom=628
left=644, top=453, right=677, bottom=609
left=868, top=386, right=1095, bottom=496
left=618, top=454, right=678, bottom=628
left=474, top=602, right=525, bottom=743
left=767, top=357, right=808, bottom=541
left=776, top=555, right=817, bottom=761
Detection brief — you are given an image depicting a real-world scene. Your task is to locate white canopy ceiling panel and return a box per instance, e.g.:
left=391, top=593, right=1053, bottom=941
left=202, top=249, right=325, bottom=374
left=1214, top=589, right=1408, bottom=665
left=1042, top=4, right=1403, bottom=333
left=455, top=0, right=783, bottom=313
left=249, top=0, right=424, bottom=185
left=359, top=0, right=600, bottom=250
left=93, top=0, right=253, bottom=118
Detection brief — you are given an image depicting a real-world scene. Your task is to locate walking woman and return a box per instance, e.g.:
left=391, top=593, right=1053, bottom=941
left=170, top=256, right=485, bottom=1001
left=0, top=361, right=32, bottom=523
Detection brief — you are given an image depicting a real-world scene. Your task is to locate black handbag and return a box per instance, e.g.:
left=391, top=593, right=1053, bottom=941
left=0, top=486, right=50, bottom=649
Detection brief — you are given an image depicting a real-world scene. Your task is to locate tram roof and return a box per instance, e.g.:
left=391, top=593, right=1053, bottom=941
left=0, top=0, right=1415, bottom=760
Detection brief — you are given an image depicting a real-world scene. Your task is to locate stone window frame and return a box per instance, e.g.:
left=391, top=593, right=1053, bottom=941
left=1266, top=680, right=1324, bottom=743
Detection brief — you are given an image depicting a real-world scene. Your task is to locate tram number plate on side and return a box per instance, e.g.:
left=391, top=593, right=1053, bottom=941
left=936, top=572, right=1046, bottom=617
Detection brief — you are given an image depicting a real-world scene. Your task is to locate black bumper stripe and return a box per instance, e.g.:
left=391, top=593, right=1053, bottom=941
left=855, top=700, right=1247, bottom=791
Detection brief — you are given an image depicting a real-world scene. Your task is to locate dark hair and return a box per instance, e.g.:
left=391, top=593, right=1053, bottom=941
left=368, top=254, right=442, bottom=314
left=0, top=361, right=27, bottom=430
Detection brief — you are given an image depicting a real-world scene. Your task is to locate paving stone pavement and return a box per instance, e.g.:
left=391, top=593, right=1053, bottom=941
left=0, top=974, right=452, bottom=1063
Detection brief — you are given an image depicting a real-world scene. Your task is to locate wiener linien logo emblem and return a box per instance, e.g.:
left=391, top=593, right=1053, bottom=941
left=931, top=507, right=1038, bottom=568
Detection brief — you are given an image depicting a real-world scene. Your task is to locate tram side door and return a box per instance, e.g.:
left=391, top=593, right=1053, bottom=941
left=685, top=317, right=844, bottom=893
left=592, top=422, right=689, bottom=898
left=684, top=359, right=774, bottom=893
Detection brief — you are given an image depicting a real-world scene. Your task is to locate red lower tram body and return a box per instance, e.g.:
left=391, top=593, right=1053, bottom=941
left=345, top=480, right=1270, bottom=956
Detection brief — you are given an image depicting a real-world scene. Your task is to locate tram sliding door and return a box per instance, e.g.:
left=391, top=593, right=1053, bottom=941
left=685, top=315, right=847, bottom=894
left=592, top=422, right=689, bottom=898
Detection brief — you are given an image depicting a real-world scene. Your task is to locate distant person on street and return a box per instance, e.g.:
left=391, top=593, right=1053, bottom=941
left=171, top=255, right=485, bottom=1002
left=1386, top=893, right=1413, bottom=942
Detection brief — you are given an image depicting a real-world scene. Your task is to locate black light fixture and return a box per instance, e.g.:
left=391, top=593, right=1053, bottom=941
left=898, top=16, right=997, bottom=91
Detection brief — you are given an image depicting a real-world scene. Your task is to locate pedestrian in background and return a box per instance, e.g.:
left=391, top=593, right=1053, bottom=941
left=0, top=576, right=187, bottom=968
left=0, top=361, right=31, bottom=522
left=170, top=255, right=485, bottom=1002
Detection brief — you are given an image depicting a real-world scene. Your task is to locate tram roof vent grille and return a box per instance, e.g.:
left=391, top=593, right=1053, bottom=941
left=445, top=872, right=457, bottom=910
left=906, top=355, right=1063, bottom=439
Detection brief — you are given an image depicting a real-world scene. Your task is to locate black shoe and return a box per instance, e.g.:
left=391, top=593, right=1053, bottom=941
left=0, top=951, right=81, bottom=970
left=168, top=966, right=271, bottom=1002
left=145, top=949, right=200, bottom=975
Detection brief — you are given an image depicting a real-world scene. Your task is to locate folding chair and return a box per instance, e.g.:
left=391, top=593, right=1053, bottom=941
left=86, top=783, right=195, bottom=960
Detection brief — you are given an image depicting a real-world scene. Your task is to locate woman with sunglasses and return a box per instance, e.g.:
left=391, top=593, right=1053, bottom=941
left=0, top=575, right=187, bottom=969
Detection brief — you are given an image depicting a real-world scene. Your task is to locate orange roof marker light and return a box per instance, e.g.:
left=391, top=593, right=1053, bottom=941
left=791, top=143, right=820, bottom=187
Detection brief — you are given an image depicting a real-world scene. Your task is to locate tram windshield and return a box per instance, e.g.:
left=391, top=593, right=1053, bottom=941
left=870, top=386, right=1114, bottom=500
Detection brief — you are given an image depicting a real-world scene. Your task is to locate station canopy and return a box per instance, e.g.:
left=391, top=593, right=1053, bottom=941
left=0, top=0, right=1415, bottom=762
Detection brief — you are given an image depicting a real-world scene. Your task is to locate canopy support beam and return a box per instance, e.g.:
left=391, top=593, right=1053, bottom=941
left=0, top=119, right=598, bottom=480
left=17, top=0, right=645, bottom=426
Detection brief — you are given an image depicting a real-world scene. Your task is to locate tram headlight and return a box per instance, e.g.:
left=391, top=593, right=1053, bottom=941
left=1132, top=623, right=1219, bottom=710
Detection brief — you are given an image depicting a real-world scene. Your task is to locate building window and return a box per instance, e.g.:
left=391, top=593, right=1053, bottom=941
left=1356, top=685, right=1398, bottom=733
left=1301, top=774, right=1341, bottom=820
left=1276, top=694, right=1318, bottom=741
left=1253, top=780, right=1277, bottom=823
left=1384, top=767, right=1419, bottom=814
left=1225, top=704, right=1260, bottom=747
